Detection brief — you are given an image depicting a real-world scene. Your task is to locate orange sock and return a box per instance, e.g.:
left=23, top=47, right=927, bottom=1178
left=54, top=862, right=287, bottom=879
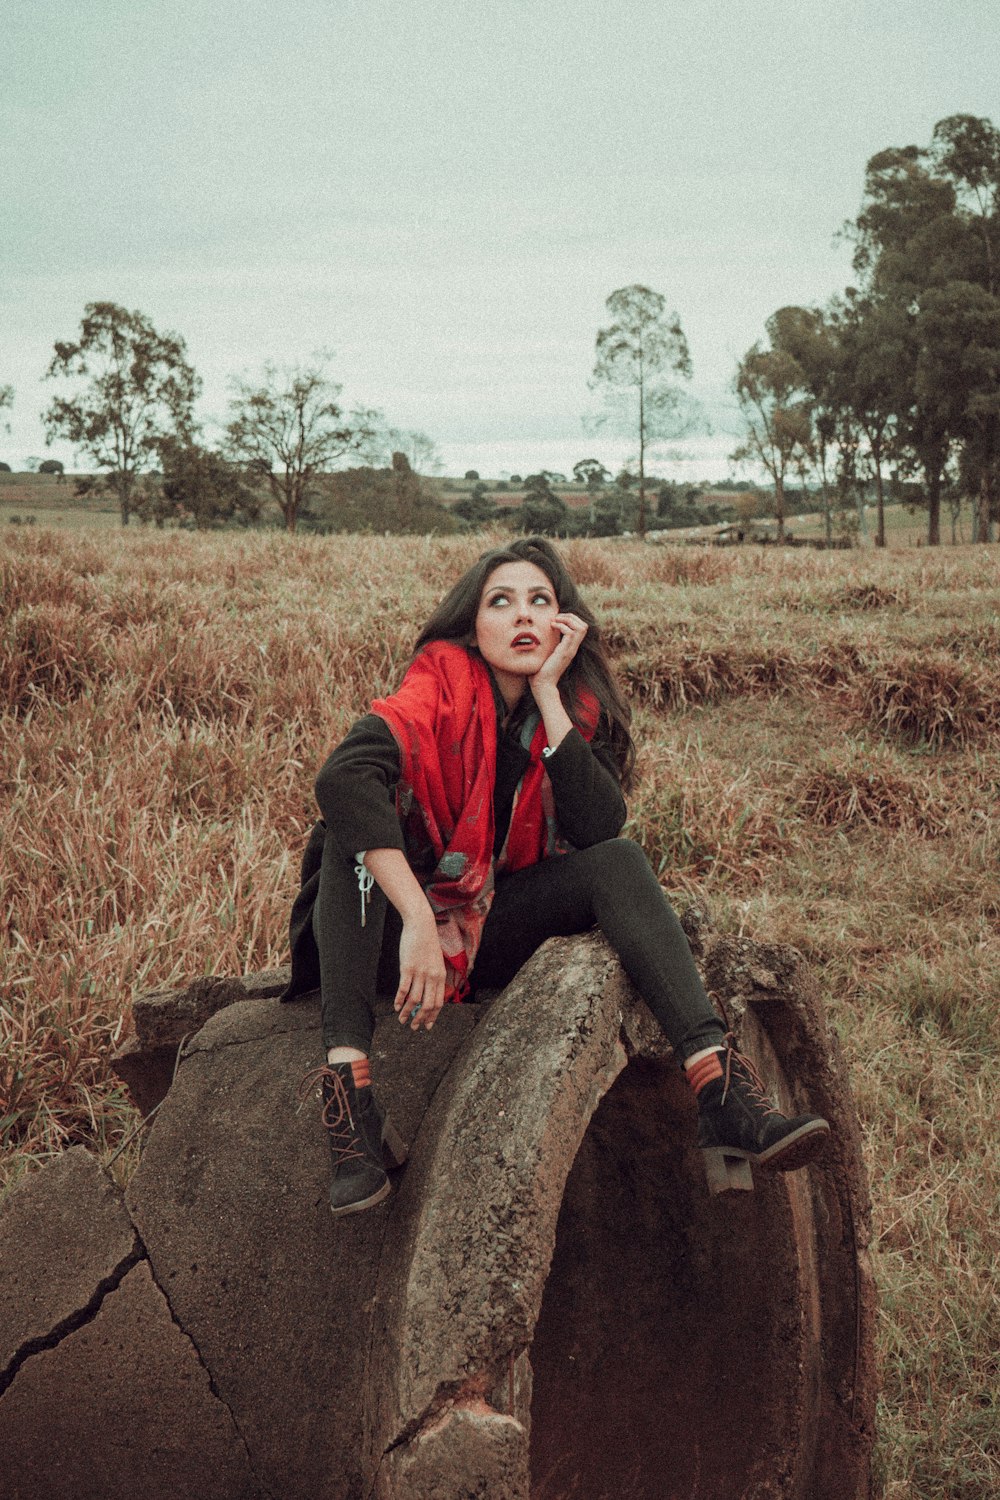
left=349, top=1058, right=371, bottom=1090
left=684, top=1050, right=724, bottom=1097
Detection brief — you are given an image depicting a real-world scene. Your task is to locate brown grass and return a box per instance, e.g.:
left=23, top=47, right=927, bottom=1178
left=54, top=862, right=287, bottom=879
left=796, top=751, right=949, bottom=836
left=856, top=652, right=999, bottom=748
left=619, top=643, right=801, bottom=710
left=2, top=526, right=999, bottom=1496
left=832, top=581, right=911, bottom=611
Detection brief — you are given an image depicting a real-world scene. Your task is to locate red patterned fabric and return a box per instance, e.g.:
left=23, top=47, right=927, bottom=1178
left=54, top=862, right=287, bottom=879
left=371, top=641, right=597, bottom=1001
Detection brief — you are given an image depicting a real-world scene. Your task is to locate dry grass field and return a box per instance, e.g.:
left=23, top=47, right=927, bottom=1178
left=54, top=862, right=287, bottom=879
left=2, top=525, right=998, bottom=1497
left=0, top=470, right=122, bottom=529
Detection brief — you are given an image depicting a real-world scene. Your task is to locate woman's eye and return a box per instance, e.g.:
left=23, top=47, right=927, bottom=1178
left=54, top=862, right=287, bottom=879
left=533, top=593, right=552, bottom=605
left=489, top=593, right=510, bottom=607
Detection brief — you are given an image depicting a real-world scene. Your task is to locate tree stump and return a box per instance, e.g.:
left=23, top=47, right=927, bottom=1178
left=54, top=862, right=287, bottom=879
left=0, top=928, right=874, bottom=1499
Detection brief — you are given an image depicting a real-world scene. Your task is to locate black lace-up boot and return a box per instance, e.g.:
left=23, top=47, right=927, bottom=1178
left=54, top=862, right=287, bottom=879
left=689, top=1041, right=831, bottom=1194
left=300, top=1061, right=408, bottom=1216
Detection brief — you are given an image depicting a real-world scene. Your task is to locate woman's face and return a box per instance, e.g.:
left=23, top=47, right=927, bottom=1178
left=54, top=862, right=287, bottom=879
left=473, top=560, right=561, bottom=695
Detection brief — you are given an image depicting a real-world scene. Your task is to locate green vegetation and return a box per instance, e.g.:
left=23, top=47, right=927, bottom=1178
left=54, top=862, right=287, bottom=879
left=733, top=114, right=1000, bottom=548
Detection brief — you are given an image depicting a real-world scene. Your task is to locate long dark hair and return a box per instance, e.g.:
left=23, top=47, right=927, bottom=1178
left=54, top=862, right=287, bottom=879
left=414, top=537, right=636, bottom=790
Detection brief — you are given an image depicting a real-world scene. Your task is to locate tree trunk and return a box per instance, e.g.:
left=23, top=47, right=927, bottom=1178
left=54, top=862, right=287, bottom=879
left=285, top=475, right=300, bottom=533
left=871, top=447, right=886, bottom=549
left=774, top=475, right=785, bottom=539
left=874, top=471, right=885, bottom=547
left=637, top=439, right=647, bottom=538
left=976, top=473, right=992, bottom=543
left=819, top=451, right=832, bottom=545
left=855, top=492, right=869, bottom=541
left=926, top=464, right=941, bottom=546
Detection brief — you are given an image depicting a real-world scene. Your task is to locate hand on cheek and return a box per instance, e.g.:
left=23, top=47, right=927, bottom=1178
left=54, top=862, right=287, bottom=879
left=532, top=613, right=587, bottom=689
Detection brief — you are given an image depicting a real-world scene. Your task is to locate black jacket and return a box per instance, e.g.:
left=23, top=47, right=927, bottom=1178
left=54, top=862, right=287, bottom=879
left=281, top=693, right=626, bottom=1000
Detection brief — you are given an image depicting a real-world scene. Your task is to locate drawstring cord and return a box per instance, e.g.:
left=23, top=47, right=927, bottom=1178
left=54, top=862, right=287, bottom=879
left=354, top=859, right=374, bottom=927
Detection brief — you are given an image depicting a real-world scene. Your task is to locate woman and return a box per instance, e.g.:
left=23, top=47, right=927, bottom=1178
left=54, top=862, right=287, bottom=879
left=283, top=537, right=829, bottom=1214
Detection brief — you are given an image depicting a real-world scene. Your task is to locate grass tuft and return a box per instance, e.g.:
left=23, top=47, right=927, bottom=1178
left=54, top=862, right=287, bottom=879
left=619, top=643, right=800, bottom=710
left=833, top=582, right=911, bottom=611
left=796, top=750, right=948, bottom=836
left=857, top=653, right=999, bottom=748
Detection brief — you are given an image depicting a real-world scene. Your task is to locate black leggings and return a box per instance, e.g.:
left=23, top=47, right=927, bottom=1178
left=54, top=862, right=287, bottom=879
left=313, top=836, right=725, bottom=1062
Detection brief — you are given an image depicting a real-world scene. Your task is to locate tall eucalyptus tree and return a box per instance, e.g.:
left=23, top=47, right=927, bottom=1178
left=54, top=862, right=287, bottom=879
left=590, top=285, right=693, bottom=536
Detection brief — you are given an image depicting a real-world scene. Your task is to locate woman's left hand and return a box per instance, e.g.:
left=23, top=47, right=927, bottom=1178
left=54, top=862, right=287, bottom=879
left=529, top=612, right=588, bottom=696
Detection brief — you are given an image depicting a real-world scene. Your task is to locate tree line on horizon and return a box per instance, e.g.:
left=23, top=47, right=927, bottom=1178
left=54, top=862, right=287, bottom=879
left=3, top=112, right=997, bottom=544
left=732, top=112, right=1000, bottom=547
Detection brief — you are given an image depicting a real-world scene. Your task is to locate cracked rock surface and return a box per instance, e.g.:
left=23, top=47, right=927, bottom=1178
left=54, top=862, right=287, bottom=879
left=125, top=990, right=480, bottom=1500
left=0, top=1260, right=263, bottom=1500
left=0, top=1147, right=139, bottom=1395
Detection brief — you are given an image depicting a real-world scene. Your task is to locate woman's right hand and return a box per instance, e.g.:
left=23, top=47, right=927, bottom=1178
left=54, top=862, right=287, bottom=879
left=395, top=911, right=447, bottom=1030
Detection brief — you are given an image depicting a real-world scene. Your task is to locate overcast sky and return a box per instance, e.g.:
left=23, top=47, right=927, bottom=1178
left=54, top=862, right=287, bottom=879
left=2, top=0, right=997, bottom=480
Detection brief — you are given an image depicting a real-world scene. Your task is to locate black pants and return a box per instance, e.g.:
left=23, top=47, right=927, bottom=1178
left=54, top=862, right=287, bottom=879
left=313, top=836, right=726, bottom=1062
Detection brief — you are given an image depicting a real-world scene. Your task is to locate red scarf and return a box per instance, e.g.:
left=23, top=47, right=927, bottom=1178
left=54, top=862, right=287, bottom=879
left=371, top=641, right=598, bottom=1001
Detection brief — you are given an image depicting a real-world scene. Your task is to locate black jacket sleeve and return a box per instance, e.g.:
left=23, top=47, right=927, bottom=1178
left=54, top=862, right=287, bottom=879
left=542, top=724, right=628, bottom=848
left=313, top=714, right=405, bottom=856
left=312, top=710, right=627, bottom=860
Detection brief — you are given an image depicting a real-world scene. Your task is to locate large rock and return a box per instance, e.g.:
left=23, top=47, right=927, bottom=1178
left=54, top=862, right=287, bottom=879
left=0, top=1261, right=263, bottom=1500
left=0, top=1147, right=138, bottom=1391
left=0, top=1148, right=262, bottom=1499
left=1, top=927, right=875, bottom=1499
left=112, top=968, right=290, bottom=1115
left=125, top=990, right=479, bottom=1500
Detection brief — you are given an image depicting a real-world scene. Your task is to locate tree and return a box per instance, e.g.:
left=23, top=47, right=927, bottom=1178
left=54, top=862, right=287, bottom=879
left=390, top=451, right=422, bottom=531
left=44, top=303, right=200, bottom=526
left=453, top=483, right=498, bottom=528
left=150, top=439, right=261, bottom=530
left=931, top=114, right=1000, bottom=296
left=732, top=340, right=812, bottom=538
left=464, top=469, right=480, bottom=482
left=311, top=464, right=459, bottom=535
left=38, top=458, right=65, bottom=481
left=913, top=281, right=1000, bottom=543
left=831, top=292, right=911, bottom=547
left=764, top=306, right=842, bottom=543
left=572, top=458, right=610, bottom=487
left=511, top=474, right=569, bottom=536
left=851, top=145, right=966, bottom=296
left=390, top=429, right=443, bottom=475
left=588, top=488, right=627, bottom=536
left=225, top=359, right=379, bottom=533
left=846, top=118, right=1000, bottom=543
left=0, top=383, right=12, bottom=433
left=590, top=285, right=693, bottom=536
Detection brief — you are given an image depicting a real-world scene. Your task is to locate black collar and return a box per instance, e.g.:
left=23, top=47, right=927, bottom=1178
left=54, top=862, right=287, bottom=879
left=483, top=662, right=534, bottom=737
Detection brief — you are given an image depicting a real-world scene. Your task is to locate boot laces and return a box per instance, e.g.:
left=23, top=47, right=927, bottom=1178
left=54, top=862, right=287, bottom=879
left=721, top=1034, right=779, bottom=1116
left=298, top=1065, right=368, bottom=1167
